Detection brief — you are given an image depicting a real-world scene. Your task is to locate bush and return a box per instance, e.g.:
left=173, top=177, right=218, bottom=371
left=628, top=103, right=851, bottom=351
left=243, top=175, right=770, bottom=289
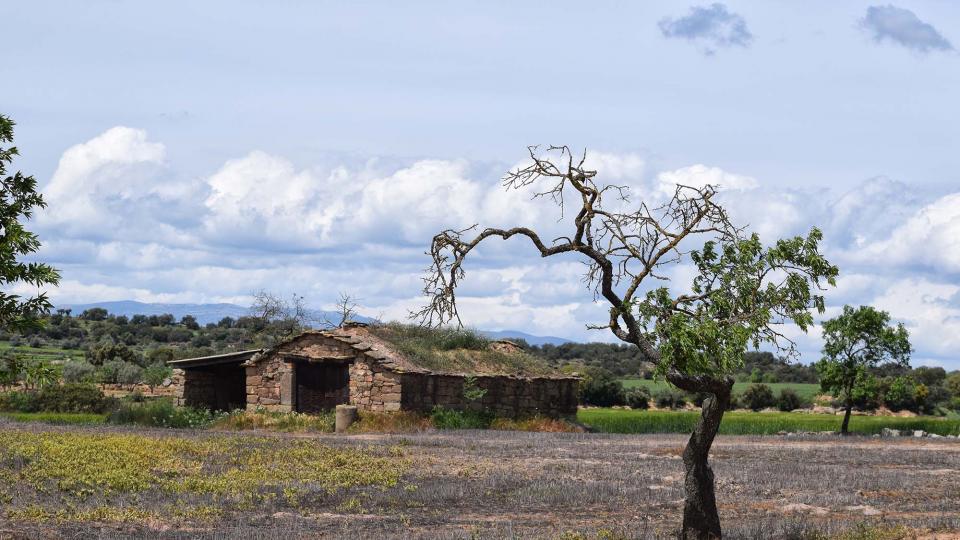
left=625, top=386, right=650, bottom=409
left=654, top=389, right=687, bottom=409
left=117, top=363, right=143, bottom=385
left=35, top=383, right=112, bottom=413
left=62, top=360, right=96, bottom=383
left=883, top=376, right=916, bottom=412
left=742, top=383, right=776, bottom=411
left=777, top=388, right=808, bottom=411
left=580, top=368, right=625, bottom=407
left=430, top=406, right=493, bottom=429
left=0, top=390, right=39, bottom=412
left=107, top=400, right=222, bottom=428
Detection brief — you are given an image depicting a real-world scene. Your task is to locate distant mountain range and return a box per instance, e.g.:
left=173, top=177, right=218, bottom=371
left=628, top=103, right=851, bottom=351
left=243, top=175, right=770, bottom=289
left=57, top=300, right=573, bottom=347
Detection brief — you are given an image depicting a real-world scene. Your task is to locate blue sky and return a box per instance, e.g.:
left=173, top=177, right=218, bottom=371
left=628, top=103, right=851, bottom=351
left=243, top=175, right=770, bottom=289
left=4, top=2, right=960, bottom=368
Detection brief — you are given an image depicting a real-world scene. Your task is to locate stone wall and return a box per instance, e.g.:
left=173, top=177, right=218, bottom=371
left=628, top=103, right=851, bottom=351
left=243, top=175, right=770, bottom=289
left=245, top=333, right=362, bottom=413
left=245, top=354, right=291, bottom=412
left=399, top=373, right=579, bottom=418
left=349, top=358, right=401, bottom=412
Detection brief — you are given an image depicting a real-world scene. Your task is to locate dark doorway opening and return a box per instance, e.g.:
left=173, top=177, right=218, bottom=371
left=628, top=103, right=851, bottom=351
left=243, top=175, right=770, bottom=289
left=183, top=363, right=246, bottom=411
left=295, top=362, right=350, bottom=413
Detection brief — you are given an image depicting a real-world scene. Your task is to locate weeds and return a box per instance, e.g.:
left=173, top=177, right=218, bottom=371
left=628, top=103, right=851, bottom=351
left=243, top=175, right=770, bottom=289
left=212, top=409, right=335, bottom=432
left=106, top=399, right=225, bottom=428
left=0, top=430, right=408, bottom=523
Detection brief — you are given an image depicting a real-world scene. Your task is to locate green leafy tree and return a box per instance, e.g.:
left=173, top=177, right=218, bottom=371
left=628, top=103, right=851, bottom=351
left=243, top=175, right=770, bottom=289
left=0, top=115, right=60, bottom=332
left=22, top=360, right=57, bottom=390
left=414, top=147, right=838, bottom=538
left=946, top=372, right=960, bottom=398
left=815, top=305, right=911, bottom=434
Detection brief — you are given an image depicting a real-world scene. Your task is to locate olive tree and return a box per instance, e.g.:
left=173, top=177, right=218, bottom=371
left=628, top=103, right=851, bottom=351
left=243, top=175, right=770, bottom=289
left=815, top=305, right=910, bottom=434
left=414, top=146, right=837, bottom=538
left=0, top=114, right=60, bottom=332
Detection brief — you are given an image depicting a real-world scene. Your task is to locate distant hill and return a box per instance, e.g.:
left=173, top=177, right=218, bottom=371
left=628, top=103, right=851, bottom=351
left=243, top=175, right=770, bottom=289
left=57, top=300, right=376, bottom=327
left=56, top=300, right=574, bottom=345
left=481, top=330, right=572, bottom=347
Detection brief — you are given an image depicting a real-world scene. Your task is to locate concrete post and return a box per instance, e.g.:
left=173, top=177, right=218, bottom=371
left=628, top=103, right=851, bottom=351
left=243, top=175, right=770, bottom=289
left=335, top=404, right=358, bottom=433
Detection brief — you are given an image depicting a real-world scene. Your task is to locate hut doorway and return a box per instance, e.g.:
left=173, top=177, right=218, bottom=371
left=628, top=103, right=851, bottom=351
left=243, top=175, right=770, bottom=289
left=295, top=362, right=350, bottom=413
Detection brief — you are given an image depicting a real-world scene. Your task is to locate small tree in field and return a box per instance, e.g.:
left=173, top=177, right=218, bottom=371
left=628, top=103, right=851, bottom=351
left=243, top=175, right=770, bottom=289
left=415, top=146, right=837, bottom=538
left=816, top=305, right=910, bottom=434
left=0, top=114, right=60, bottom=332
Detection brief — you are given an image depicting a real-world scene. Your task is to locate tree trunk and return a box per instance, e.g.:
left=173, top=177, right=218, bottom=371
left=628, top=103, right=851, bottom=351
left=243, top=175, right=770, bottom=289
left=680, top=381, right=732, bottom=540
left=840, top=401, right=853, bottom=435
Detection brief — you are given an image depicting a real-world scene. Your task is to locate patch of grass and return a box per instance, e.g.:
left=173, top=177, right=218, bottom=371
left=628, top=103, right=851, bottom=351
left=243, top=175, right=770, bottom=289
left=489, top=415, right=583, bottom=433
left=0, top=431, right=408, bottom=523
left=430, top=406, right=494, bottom=429
left=578, top=408, right=960, bottom=435
left=211, top=409, right=335, bottom=432
left=106, top=399, right=225, bottom=428
left=349, top=411, right=434, bottom=433
left=621, top=379, right=823, bottom=401
left=0, top=411, right=107, bottom=425
left=367, top=322, right=557, bottom=375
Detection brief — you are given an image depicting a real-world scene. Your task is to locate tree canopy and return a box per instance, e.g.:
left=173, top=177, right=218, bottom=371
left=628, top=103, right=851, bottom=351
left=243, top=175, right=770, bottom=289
left=0, top=114, right=60, bottom=332
left=815, top=304, right=911, bottom=433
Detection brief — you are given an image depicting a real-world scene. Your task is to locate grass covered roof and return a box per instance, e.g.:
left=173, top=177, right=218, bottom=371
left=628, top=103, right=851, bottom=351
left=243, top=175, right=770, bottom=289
left=361, top=322, right=569, bottom=377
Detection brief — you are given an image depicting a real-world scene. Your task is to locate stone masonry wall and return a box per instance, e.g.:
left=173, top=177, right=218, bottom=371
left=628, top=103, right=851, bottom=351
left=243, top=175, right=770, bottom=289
left=245, top=354, right=291, bottom=412
left=245, top=333, right=364, bottom=413
left=349, top=358, right=402, bottom=412
left=399, top=372, right=579, bottom=418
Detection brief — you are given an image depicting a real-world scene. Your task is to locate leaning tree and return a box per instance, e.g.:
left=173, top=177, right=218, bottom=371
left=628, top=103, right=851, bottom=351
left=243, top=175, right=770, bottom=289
left=414, top=146, right=838, bottom=539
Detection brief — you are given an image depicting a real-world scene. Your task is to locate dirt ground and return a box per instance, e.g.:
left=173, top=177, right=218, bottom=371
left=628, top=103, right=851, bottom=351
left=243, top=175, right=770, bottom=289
left=1, top=421, right=959, bottom=539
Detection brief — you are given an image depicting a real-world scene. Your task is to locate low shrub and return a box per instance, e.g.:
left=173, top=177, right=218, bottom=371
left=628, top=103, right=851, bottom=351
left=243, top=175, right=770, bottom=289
left=742, top=383, right=776, bottom=411
left=654, top=389, right=687, bottom=409
left=35, top=384, right=112, bottom=413
left=430, top=406, right=494, bottom=429
left=580, top=368, right=625, bottom=407
left=107, top=400, right=224, bottom=429
left=624, top=386, right=650, bottom=409
left=777, top=388, right=809, bottom=411
left=0, top=390, right=40, bottom=412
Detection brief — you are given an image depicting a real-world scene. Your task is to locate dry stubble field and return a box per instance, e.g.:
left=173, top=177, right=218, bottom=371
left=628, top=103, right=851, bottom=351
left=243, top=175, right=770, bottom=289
left=1, top=419, right=959, bottom=539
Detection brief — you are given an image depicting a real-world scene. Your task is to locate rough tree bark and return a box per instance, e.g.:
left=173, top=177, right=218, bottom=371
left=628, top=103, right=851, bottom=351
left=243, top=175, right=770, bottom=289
left=840, top=399, right=853, bottom=435
left=669, top=374, right=733, bottom=539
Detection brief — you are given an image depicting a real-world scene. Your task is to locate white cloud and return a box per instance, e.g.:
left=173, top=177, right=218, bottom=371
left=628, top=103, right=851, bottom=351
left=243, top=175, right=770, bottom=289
left=856, top=192, right=960, bottom=273
left=872, top=278, right=960, bottom=360
left=29, top=126, right=960, bottom=368
left=656, top=164, right=758, bottom=197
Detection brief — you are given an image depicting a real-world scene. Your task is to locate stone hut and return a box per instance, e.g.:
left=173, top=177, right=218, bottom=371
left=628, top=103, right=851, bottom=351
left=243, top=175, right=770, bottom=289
left=169, top=323, right=580, bottom=418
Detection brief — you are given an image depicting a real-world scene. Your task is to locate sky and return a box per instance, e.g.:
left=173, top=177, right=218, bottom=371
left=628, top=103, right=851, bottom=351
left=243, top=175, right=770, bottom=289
left=4, top=1, right=960, bottom=368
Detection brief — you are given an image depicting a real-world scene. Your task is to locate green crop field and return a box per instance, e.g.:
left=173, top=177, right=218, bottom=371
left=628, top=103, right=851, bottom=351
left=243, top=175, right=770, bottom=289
left=577, top=408, right=960, bottom=436
left=0, top=412, right=108, bottom=425
left=621, top=379, right=823, bottom=400
left=0, top=341, right=85, bottom=362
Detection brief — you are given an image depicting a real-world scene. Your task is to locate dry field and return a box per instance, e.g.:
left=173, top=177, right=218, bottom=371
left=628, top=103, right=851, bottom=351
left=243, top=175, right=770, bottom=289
left=1, top=419, right=959, bottom=539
